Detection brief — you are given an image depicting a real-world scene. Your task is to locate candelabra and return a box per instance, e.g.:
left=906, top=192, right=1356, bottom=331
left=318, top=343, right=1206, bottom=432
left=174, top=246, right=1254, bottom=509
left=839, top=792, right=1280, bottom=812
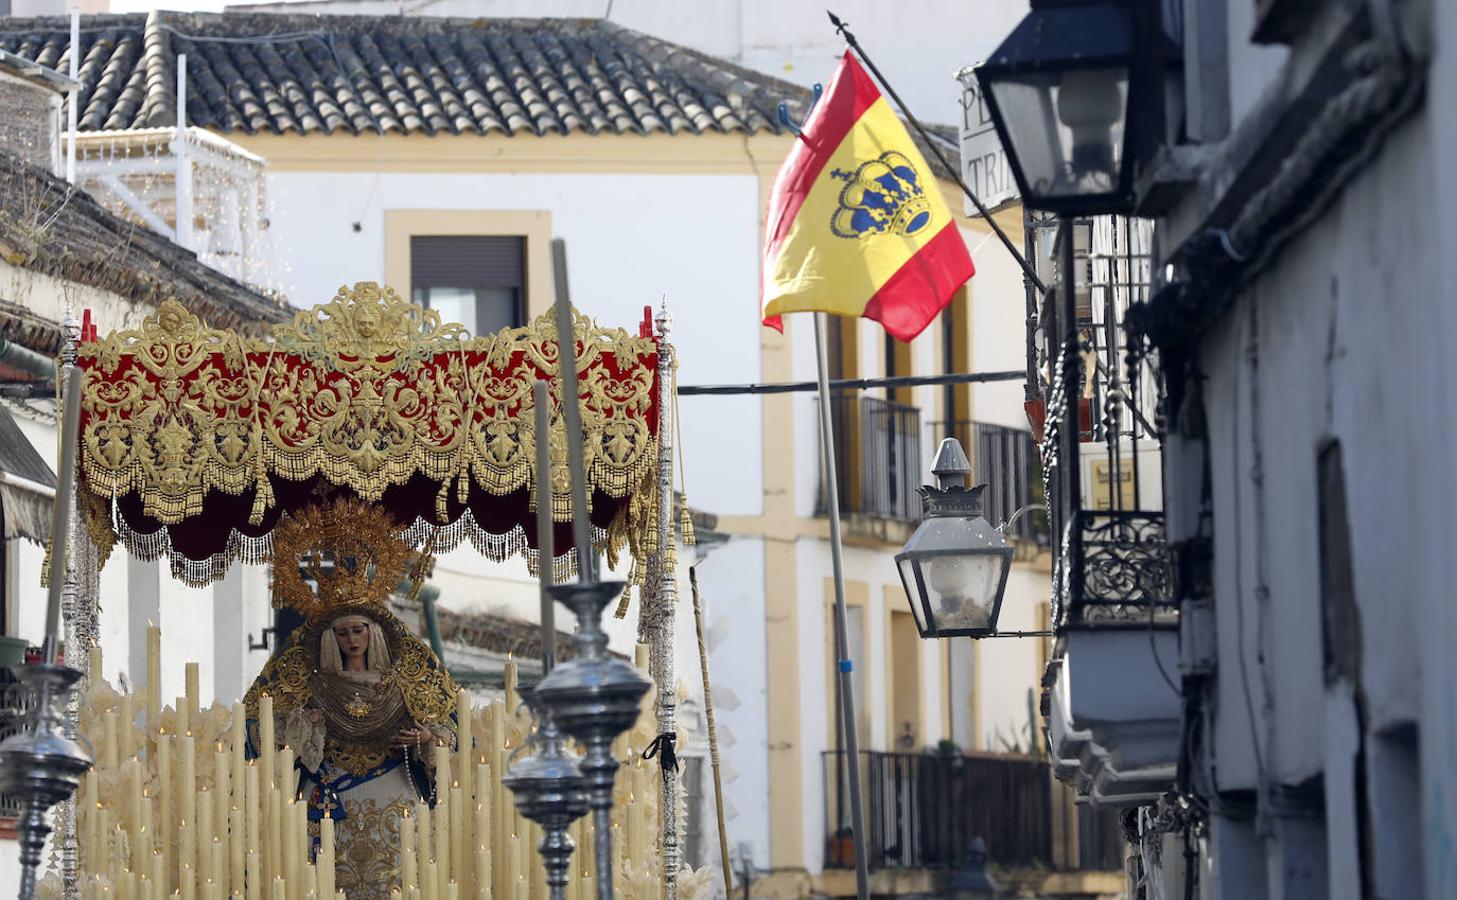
left=533, top=580, right=651, bottom=900
left=0, top=662, right=94, bottom=900
left=502, top=688, right=590, bottom=900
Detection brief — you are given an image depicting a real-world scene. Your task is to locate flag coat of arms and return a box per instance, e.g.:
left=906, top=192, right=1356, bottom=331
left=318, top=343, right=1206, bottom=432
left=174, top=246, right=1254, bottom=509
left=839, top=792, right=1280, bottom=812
left=761, top=52, right=974, bottom=342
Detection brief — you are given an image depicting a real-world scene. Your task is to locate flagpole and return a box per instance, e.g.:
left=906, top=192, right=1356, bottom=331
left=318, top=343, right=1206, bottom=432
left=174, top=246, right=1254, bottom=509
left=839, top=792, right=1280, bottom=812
left=827, top=10, right=1046, bottom=295
left=813, top=312, right=871, bottom=900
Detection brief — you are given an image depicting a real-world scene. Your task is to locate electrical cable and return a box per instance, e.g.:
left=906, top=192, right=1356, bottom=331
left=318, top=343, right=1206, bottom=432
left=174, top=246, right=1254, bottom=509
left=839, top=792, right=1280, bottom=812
left=677, top=369, right=1022, bottom=396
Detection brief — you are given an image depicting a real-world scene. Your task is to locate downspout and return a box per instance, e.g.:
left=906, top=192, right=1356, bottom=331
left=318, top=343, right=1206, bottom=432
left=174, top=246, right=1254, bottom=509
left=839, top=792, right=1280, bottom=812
left=0, top=338, right=57, bottom=381
left=417, top=582, right=447, bottom=665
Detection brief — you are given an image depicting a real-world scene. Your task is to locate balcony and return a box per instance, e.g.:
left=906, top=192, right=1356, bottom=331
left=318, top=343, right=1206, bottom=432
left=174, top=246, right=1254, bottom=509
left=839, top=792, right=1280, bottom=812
left=821, top=750, right=1124, bottom=874
left=1030, top=214, right=1180, bottom=806
left=67, top=128, right=279, bottom=292
left=816, top=395, right=922, bottom=533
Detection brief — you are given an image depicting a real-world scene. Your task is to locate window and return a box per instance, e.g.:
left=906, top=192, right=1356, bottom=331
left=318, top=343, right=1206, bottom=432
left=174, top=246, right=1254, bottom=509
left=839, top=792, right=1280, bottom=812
left=410, top=236, right=526, bottom=335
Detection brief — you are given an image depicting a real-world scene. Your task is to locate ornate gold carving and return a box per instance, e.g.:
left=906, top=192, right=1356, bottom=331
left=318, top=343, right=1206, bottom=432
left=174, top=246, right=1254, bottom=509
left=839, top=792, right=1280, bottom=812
left=271, top=498, right=412, bottom=622
left=388, top=638, right=456, bottom=726
left=78, top=285, right=662, bottom=583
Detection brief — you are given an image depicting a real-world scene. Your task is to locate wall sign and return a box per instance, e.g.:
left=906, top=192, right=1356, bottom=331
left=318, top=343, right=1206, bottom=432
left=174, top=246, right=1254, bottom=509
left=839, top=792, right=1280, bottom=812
left=956, top=68, right=1019, bottom=216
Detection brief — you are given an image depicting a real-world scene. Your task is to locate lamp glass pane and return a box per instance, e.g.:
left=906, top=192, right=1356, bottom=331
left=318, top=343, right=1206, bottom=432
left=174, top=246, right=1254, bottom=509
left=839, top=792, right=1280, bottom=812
left=897, top=556, right=928, bottom=634
left=920, top=552, right=1004, bottom=633
left=988, top=66, right=1127, bottom=201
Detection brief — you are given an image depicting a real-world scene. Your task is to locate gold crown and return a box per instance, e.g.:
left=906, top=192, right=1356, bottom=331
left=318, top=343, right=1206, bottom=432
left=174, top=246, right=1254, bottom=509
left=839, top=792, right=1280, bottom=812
left=271, top=498, right=412, bottom=623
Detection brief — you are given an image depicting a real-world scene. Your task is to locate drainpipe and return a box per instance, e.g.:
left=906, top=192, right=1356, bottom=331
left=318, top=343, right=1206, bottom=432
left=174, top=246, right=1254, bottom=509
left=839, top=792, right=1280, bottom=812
left=0, top=338, right=56, bottom=381
left=417, top=582, right=447, bottom=664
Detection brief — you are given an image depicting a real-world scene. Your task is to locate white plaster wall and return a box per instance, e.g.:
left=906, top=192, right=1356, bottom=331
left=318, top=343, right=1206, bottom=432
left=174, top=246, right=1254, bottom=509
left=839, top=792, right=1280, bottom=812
left=266, top=170, right=764, bottom=520
left=1191, top=26, right=1457, bottom=891
left=965, top=220, right=1032, bottom=431
left=1422, top=1, right=1457, bottom=890
left=688, top=536, right=770, bottom=870
left=1224, top=1, right=1289, bottom=128
left=974, top=562, right=1044, bottom=752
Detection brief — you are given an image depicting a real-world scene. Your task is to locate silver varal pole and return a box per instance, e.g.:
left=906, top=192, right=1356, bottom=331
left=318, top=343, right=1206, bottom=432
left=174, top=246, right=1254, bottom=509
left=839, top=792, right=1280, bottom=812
left=649, top=303, right=680, bottom=899
left=59, top=313, right=98, bottom=900
left=813, top=313, right=870, bottom=900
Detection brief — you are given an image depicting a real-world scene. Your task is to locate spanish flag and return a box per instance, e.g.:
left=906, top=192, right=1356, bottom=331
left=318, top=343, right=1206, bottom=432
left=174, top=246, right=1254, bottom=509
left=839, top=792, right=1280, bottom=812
left=761, top=53, right=974, bottom=342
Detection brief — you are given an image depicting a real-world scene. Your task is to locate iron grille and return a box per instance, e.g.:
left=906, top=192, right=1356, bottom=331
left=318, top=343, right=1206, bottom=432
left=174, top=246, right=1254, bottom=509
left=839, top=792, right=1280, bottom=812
left=822, top=750, right=1053, bottom=870
left=816, top=395, right=922, bottom=523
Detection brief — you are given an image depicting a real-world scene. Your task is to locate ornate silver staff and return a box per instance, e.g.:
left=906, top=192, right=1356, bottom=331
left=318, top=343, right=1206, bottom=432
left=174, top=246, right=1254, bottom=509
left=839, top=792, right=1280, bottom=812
left=502, top=379, right=591, bottom=900
left=528, top=239, right=651, bottom=900
left=647, top=303, right=681, bottom=899
left=534, top=580, right=649, bottom=900
left=0, top=365, right=95, bottom=900
left=502, top=688, right=589, bottom=900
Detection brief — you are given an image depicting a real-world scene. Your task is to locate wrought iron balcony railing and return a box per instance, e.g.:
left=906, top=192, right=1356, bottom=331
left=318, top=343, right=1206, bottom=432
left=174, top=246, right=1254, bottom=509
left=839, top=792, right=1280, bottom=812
left=1058, top=510, right=1176, bottom=627
left=1028, top=214, right=1172, bottom=630
left=821, top=750, right=1125, bottom=871
left=816, top=394, right=923, bottom=524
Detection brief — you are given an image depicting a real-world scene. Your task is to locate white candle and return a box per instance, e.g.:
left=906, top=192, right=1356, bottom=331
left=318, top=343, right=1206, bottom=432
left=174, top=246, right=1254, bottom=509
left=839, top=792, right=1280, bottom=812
left=198, top=790, right=215, bottom=879
left=185, top=663, right=200, bottom=726
left=213, top=747, right=231, bottom=847
left=245, top=853, right=261, bottom=900
left=229, top=808, right=244, bottom=897
left=401, top=815, right=417, bottom=895
left=147, top=625, right=162, bottom=733
left=103, top=710, right=119, bottom=770
left=318, top=816, right=335, bottom=900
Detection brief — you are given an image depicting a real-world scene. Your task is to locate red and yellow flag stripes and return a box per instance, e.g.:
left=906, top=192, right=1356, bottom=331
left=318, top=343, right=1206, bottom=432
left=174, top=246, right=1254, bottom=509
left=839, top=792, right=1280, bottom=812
left=761, top=52, right=974, bottom=342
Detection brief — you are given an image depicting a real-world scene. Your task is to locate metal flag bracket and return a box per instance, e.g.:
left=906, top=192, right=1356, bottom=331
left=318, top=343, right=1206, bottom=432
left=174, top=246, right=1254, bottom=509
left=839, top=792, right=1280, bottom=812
left=777, top=83, right=824, bottom=139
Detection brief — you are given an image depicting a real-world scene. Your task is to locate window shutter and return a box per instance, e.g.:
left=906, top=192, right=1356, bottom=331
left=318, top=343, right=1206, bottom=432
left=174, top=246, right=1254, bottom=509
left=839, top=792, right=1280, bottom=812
left=410, top=236, right=524, bottom=290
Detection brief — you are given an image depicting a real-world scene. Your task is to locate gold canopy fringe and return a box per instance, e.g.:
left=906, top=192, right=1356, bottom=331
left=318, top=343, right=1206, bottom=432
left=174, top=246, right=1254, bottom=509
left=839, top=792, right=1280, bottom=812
left=74, top=286, right=666, bottom=586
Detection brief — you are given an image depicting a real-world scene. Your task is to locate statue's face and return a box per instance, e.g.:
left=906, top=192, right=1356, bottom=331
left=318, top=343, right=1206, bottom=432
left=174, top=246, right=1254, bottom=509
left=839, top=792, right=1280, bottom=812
left=333, top=621, right=370, bottom=664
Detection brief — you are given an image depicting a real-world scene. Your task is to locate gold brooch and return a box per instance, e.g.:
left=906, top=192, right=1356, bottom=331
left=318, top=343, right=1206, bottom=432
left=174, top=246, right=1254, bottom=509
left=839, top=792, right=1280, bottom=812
left=345, top=692, right=372, bottom=719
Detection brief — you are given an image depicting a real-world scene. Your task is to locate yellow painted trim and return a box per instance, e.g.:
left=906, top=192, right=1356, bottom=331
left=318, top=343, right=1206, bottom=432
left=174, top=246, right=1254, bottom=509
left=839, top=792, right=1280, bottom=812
left=824, top=577, right=871, bottom=749
left=882, top=601, right=893, bottom=749
left=940, top=637, right=952, bottom=742
left=765, top=540, right=804, bottom=869
left=884, top=587, right=923, bottom=752
left=383, top=209, right=554, bottom=321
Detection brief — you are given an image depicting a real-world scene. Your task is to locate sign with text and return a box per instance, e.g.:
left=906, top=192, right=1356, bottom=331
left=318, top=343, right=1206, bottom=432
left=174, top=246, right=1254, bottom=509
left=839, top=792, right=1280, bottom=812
left=957, top=71, right=1019, bottom=216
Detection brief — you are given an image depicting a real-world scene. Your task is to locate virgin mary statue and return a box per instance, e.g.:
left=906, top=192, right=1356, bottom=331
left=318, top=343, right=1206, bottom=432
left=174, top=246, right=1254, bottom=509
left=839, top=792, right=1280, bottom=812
left=244, top=499, right=460, bottom=900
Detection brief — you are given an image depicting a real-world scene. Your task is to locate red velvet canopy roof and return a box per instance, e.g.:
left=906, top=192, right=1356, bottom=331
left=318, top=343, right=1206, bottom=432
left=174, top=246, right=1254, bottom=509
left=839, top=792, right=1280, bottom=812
left=75, top=285, right=664, bottom=585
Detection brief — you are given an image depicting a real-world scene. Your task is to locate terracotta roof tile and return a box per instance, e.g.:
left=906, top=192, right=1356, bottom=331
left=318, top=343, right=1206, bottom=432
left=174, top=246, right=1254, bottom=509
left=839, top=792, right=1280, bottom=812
left=0, top=11, right=793, bottom=138
left=0, top=11, right=963, bottom=178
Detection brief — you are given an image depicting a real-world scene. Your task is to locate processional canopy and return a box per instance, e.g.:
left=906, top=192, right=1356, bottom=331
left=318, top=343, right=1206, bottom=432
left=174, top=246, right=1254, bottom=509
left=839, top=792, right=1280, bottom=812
left=74, top=283, right=665, bottom=585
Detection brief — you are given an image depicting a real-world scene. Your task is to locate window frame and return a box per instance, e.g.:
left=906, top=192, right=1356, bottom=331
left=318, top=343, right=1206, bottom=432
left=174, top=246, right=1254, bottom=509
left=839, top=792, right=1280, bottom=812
left=384, top=210, right=553, bottom=324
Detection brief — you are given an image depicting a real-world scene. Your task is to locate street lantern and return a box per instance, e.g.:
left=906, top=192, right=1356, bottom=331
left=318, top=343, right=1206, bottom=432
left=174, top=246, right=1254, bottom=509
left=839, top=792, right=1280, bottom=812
left=896, top=439, right=1013, bottom=639
left=974, top=0, right=1137, bottom=215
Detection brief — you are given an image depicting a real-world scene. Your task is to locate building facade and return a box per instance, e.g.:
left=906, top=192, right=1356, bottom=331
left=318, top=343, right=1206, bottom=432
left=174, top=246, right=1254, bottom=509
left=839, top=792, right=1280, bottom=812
left=0, top=8, right=1117, bottom=894
left=1038, top=0, right=1454, bottom=897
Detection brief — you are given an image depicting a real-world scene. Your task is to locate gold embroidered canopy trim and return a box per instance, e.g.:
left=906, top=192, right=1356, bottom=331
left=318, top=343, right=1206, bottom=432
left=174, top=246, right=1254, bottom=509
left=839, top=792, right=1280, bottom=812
left=76, top=284, right=666, bottom=586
